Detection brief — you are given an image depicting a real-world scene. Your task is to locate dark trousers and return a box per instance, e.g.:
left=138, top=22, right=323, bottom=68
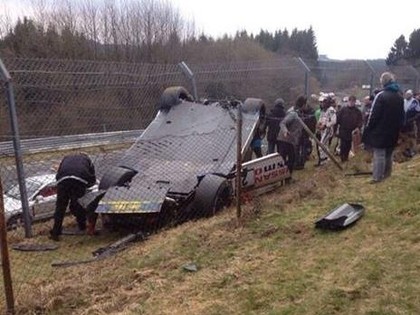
left=267, top=141, right=278, bottom=154
left=278, top=141, right=296, bottom=174
left=296, top=135, right=311, bottom=169
left=252, top=146, right=263, bottom=158
left=51, top=179, right=87, bottom=236
left=340, top=138, right=352, bottom=162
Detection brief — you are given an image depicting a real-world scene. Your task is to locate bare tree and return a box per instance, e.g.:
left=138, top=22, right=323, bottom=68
left=80, top=0, right=100, bottom=58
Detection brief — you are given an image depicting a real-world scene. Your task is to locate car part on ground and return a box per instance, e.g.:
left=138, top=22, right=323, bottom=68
left=315, top=203, right=365, bottom=230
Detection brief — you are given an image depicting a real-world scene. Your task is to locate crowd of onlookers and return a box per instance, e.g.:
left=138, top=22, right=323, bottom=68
left=250, top=71, right=420, bottom=183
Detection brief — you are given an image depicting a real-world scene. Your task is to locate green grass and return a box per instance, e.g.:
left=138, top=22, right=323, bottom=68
left=4, top=154, right=420, bottom=314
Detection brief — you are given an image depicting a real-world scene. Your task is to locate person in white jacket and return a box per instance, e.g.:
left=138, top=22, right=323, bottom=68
left=316, top=96, right=337, bottom=165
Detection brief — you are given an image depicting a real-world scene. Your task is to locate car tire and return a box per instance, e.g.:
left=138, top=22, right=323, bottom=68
left=99, top=166, right=138, bottom=190
left=186, top=174, right=232, bottom=219
left=158, top=86, right=194, bottom=110
left=7, top=214, right=23, bottom=230
left=242, top=98, right=266, bottom=115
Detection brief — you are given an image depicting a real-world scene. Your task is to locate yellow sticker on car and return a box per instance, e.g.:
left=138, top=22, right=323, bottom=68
left=97, top=200, right=163, bottom=213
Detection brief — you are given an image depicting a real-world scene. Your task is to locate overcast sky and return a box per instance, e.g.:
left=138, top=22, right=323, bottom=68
left=2, top=0, right=419, bottom=60
left=171, top=0, right=419, bottom=60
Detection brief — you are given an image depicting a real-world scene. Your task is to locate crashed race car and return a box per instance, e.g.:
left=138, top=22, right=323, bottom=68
left=80, top=86, right=291, bottom=229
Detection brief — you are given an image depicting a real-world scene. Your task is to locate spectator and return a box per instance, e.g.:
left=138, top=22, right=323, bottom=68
left=295, top=101, right=317, bottom=169
left=362, top=72, right=404, bottom=183
left=336, top=95, right=363, bottom=162
left=400, top=89, right=420, bottom=157
left=265, top=98, right=286, bottom=154
left=416, top=92, right=420, bottom=144
left=277, top=95, right=306, bottom=175
left=316, top=96, right=337, bottom=166
left=49, top=152, right=97, bottom=241
left=362, top=95, right=374, bottom=129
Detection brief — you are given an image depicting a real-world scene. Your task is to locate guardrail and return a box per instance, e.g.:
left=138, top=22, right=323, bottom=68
left=0, top=130, right=144, bottom=157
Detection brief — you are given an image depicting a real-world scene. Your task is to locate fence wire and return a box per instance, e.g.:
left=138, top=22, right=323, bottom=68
left=0, top=56, right=419, bottom=313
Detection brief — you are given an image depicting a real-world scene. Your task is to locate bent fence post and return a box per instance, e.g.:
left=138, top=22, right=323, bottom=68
left=178, top=61, right=198, bottom=101
left=0, top=58, right=33, bottom=238
left=296, top=116, right=343, bottom=171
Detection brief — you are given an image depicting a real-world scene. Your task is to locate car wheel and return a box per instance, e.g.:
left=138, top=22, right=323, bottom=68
left=99, top=166, right=138, bottom=190
left=187, top=174, right=232, bottom=218
left=7, top=215, right=24, bottom=230
left=158, top=86, right=194, bottom=110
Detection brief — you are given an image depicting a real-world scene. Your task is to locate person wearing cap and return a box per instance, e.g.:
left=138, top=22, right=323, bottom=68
left=49, top=152, right=97, bottom=241
left=362, top=72, right=404, bottom=183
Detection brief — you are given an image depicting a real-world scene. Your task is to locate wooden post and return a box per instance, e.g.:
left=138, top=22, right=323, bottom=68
left=0, top=180, right=15, bottom=314
left=296, top=116, right=343, bottom=171
left=236, top=105, right=243, bottom=219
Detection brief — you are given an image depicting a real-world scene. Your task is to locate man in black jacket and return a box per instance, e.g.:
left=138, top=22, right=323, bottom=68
left=336, top=95, right=363, bottom=162
left=265, top=98, right=286, bottom=154
left=362, top=72, right=404, bottom=183
left=49, top=153, right=96, bottom=241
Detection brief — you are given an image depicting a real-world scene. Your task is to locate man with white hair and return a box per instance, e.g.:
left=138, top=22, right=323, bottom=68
left=362, top=72, right=404, bottom=183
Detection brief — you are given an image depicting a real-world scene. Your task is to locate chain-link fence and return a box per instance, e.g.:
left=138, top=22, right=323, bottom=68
left=0, top=56, right=419, bottom=313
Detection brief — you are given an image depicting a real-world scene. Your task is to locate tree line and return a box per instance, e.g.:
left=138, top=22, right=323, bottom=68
left=0, top=0, right=318, bottom=63
left=386, top=29, right=420, bottom=66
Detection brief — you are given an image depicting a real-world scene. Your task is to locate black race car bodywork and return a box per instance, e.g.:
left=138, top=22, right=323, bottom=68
left=80, top=87, right=290, bottom=226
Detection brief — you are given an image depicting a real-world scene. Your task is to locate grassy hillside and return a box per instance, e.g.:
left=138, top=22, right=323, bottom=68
left=12, top=152, right=420, bottom=315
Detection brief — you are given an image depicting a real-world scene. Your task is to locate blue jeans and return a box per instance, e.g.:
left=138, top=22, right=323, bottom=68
left=372, top=147, right=394, bottom=182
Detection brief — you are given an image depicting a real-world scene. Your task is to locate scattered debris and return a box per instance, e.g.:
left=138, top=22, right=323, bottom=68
left=344, top=171, right=372, bottom=177
left=182, top=263, right=198, bottom=272
left=51, top=231, right=146, bottom=267
left=12, top=243, right=58, bottom=252
left=315, top=203, right=365, bottom=230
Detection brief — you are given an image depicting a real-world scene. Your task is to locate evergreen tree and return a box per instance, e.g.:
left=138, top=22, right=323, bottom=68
left=386, top=35, right=408, bottom=65
left=407, top=29, right=420, bottom=59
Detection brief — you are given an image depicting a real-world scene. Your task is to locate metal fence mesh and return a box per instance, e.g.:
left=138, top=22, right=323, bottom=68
left=0, top=56, right=419, bottom=313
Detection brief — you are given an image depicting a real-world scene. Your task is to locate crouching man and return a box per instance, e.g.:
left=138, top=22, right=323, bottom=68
left=49, top=152, right=97, bottom=241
